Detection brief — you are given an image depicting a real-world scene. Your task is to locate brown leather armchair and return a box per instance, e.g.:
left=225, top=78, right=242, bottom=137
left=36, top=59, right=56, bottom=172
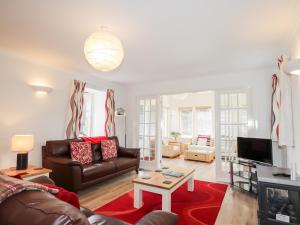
left=0, top=176, right=179, bottom=225
left=42, top=136, right=140, bottom=192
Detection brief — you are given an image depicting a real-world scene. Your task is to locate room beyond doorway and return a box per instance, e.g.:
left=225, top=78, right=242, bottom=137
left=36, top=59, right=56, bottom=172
left=160, top=91, right=216, bottom=172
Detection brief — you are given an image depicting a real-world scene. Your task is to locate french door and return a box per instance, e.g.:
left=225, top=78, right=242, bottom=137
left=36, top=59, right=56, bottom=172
left=137, top=96, right=162, bottom=169
left=215, top=89, right=250, bottom=180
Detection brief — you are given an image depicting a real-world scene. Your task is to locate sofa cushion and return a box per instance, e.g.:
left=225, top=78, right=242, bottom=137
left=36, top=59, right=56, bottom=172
left=188, top=145, right=213, bottom=151
left=70, top=142, right=93, bottom=165
left=82, top=161, right=116, bottom=182
left=91, top=143, right=102, bottom=162
left=101, top=140, right=118, bottom=160
left=113, top=158, right=138, bottom=171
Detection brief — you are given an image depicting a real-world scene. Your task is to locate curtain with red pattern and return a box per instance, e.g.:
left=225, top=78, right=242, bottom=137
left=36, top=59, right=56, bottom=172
left=271, top=55, right=294, bottom=147
left=65, top=80, right=86, bottom=139
left=105, top=89, right=115, bottom=137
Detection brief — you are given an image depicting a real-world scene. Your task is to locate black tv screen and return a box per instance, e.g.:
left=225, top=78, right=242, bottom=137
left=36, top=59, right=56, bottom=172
left=237, top=137, right=273, bottom=164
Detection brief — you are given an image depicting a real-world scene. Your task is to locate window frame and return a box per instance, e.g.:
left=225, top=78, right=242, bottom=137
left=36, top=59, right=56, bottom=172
left=80, top=87, right=106, bottom=137
left=194, top=106, right=213, bottom=136
left=179, top=107, right=194, bottom=138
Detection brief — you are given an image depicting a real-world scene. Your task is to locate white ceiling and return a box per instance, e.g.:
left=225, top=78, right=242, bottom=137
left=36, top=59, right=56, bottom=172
left=0, top=0, right=300, bottom=84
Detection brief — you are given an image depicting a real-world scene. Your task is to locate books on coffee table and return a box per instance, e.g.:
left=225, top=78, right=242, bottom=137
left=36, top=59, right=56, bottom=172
left=163, top=170, right=184, bottom=178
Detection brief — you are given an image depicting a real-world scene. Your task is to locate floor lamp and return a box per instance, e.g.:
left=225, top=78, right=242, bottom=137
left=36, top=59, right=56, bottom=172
left=115, top=108, right=126, bottom=148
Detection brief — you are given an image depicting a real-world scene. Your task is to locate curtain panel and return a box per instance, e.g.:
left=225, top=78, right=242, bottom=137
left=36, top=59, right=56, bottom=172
left=271, top=74, right=280, bottom=141
left=271, top=55, right=294, bottom=147
left=65, top=80, right=86, bottom=139
left=105, top=89, right=116, bottom=137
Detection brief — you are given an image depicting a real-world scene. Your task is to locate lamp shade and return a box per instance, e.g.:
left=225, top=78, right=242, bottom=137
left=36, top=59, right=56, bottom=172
left=84, top=30, right=124, bottom=72
left=284, top=58, right=300, bottom=75
left=11, top=135, right=34, bottom=153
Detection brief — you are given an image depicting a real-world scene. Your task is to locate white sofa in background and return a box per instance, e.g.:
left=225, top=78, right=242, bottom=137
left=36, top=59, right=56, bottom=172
left=184, top=136, right=215, bottom=163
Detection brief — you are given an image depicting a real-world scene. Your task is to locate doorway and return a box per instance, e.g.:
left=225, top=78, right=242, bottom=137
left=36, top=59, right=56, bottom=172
left=135, top=89, right=250, bottom=182
left=160, top=91, right=216, bottom=180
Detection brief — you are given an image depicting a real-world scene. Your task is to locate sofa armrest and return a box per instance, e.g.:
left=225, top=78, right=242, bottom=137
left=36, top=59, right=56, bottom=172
left=118, top=147, right=140, bottom=158
left=135, top=211, right=179, bottom=225
left=43, top=156, right=83, bottom=192
left=46, top=156, right=83, bottom=168
left=29, top=175, right=55, bottom=185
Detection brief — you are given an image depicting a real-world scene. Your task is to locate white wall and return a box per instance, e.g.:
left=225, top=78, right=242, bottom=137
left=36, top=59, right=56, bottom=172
left=288, top=24, right=300, bottom=173
left=126, top=68, right=283, bottom=165
left=0, top=51, right=127, bottom=169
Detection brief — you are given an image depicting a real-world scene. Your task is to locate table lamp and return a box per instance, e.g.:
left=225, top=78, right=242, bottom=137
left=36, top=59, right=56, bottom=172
left=11, top=135, right=34, bottom=170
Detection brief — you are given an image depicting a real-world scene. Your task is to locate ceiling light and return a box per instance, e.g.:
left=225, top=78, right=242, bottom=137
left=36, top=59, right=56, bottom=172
left=84, top=28, right=124, bottom=72
left=284, top=58, right=300, bottom=75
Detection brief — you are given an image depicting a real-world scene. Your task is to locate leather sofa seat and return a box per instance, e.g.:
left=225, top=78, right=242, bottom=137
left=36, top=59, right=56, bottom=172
left=113, top=158, right=138, bottom=171
left=82, top=161, right=116, bottom=182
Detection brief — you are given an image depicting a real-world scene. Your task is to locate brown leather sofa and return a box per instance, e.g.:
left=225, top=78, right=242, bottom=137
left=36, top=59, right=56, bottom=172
left=42, top=136, right=140, bottom=192
left=0, top=176, right=179, bottom=225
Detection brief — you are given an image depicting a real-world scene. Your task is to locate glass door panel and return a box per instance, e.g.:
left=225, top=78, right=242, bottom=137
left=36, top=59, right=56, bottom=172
left=138, top=98, right=157, bottom=162
left=216, top=90, right=250, bottom=181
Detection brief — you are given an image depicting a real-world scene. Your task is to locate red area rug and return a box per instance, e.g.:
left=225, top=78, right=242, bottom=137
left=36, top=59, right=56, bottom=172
left=95, top=180, right=227, bottom=225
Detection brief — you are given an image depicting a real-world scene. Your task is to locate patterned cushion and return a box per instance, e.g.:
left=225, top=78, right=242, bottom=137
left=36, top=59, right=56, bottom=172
left=70, top=142, right=93, bottom=165
left=191, top=137, right=198, bottom=145
left=197, top=138, right=207, bottom=146
left=197, top=135, right=214, bottom=147
left=101, top=140, right=118, bottom=160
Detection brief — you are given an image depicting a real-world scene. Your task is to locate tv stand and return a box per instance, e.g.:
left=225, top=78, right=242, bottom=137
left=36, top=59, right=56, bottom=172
left=229, top=160, right=257, bottom=194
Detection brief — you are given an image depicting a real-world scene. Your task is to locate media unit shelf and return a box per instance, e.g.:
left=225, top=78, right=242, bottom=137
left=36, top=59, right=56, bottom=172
left=257, top=166, right=300, bottom=225
left=229, top=160, right=258, bottom=194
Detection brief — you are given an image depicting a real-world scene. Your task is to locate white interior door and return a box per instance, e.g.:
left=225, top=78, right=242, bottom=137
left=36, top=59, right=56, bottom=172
left=215, top=90, right=250, bottom=181
left=137, top=96, right=162, bottom=169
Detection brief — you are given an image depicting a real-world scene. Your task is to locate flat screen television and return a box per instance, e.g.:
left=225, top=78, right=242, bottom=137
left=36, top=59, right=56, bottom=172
left=237, top=137, right=273, bottom=165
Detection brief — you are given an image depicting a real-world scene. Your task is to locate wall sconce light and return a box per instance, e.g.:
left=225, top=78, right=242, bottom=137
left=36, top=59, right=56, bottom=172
left=30, top=85, right=53, bottom=95
left=284, top=58, right=300, bottom=75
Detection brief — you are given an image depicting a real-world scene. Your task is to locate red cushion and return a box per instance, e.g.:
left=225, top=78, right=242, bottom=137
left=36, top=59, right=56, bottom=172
left=43, top=183, right=80, bottom=209
left=70, top=142, right=93, bottom=165
left=101, top=139, right=118, bottom=160
left=82, top=136, right=108, bottom=144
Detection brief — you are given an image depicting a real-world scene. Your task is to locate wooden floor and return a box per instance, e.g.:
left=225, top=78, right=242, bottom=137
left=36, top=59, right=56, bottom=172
left=79, top=156, right=258, bottom=225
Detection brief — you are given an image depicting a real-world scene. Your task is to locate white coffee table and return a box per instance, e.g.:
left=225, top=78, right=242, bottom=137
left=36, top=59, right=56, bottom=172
left=133, top=167, right=195, bottom=212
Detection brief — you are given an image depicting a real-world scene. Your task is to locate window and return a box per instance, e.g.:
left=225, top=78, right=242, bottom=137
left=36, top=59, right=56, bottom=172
left=81, top=92, right=93, bottom=136
left=80, top=88, right=106, bottom=137
left=179, top=107, right=193, bottom=137
left=195, top=107, right=212, bottom=135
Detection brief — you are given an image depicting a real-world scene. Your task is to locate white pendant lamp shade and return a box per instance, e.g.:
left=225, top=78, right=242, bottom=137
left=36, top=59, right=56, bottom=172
left=84, top=30, right=124, bottom=72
